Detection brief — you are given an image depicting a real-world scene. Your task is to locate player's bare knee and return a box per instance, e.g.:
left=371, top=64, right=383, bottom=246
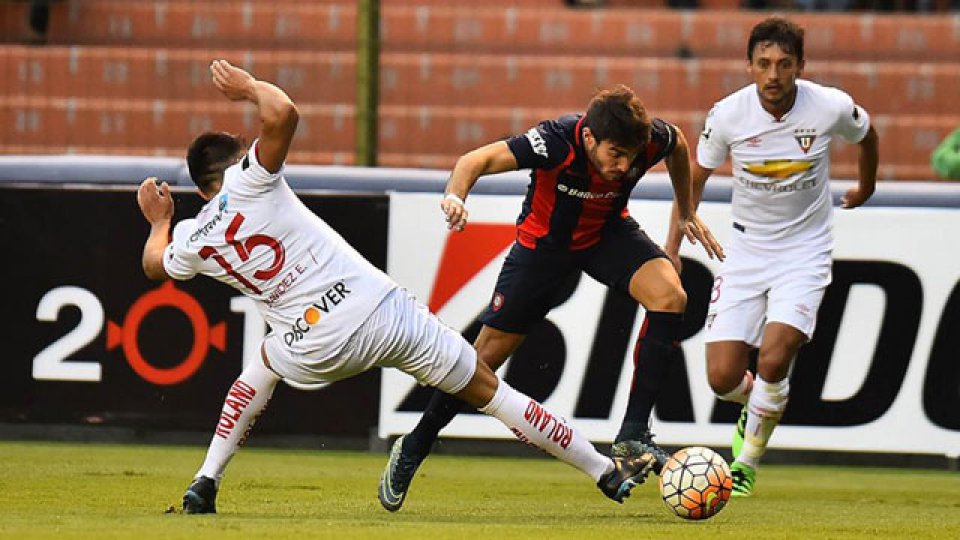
left=707, top=365, right=743, bottom=397
left=645, top=285, right=687, bottom=313
left=669, top=286, right=688, bottom=312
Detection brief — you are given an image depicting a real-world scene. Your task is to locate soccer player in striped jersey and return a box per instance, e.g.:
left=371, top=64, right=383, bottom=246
left=381, top=84, right=724, bottom=511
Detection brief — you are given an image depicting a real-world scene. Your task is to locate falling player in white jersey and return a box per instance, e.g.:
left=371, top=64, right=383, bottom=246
left=136, top=60, right=656, bottom=514
left=665, top=17, right=879, bottom=497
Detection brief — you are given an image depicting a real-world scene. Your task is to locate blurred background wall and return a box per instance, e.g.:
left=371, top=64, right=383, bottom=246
left=1, top=0, right=959, bottom=180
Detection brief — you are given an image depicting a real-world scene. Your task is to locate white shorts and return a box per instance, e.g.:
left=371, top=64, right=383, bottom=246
left=704, top=233, right=832, bottom=347
left=263, top=288, right=476, bottom=394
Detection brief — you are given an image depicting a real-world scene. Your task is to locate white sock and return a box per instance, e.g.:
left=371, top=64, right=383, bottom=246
left=736, top=374, right=789, bottom=470
left=196, top=359, right=280, bottom=484
left=479, top=379, right=613, bottom=482
left=718, top=371, right=754, bottom=405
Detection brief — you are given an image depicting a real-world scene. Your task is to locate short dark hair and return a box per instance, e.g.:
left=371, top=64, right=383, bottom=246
left=583, top=84, right=650, bottom=150
left=186, top=132, right=245, bottom=195
left=748, top=17, right=805, bottom=64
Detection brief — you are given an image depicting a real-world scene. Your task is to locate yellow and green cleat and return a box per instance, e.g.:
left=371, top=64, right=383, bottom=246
left=731, top=404, right=748, bottom=460
left=730, top=461, right=756, bottom=497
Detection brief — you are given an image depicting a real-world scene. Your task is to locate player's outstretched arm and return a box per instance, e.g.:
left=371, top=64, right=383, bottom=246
left=841, top=125, right=879, bottom=209
left=137, top=177, right=173, bottom=281
left=209, top=59, right=299, bottom=174
left=664, top=128, right=724, bottom=271
left=441, top=141, right=519, bottom=232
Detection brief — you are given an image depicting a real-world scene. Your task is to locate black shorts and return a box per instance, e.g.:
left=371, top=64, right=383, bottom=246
left=479, top=217, right=667, bottom=333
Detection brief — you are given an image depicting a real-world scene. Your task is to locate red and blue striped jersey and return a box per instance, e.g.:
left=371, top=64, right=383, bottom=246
left=505, top=114, right=678, bottom=251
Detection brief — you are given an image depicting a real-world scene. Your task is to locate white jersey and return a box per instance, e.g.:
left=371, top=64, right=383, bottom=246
left=697, top=79, right=870, bottom=247
left=163, top=142, right=396, bottom=359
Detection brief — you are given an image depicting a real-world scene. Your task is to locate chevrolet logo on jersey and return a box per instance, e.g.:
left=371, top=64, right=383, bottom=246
left=742, top=160, right=812, bottom=179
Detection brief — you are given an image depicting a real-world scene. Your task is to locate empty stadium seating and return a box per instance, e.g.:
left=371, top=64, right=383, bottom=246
left=1, top=0, right=958, bottom=180
left=8, top=2, right=956, bottom=62
left=2, top=92, right=950, bottom=182
left=5, top=45, right=956, bottom=116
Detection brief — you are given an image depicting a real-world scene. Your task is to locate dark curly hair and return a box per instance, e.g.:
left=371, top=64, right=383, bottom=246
left=583, top=84, right=650, bottom=151
left=748, top=17, right=805, bottom=64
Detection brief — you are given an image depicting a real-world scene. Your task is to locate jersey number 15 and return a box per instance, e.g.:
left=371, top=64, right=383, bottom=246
left=199, top=213, right=285, bottom=295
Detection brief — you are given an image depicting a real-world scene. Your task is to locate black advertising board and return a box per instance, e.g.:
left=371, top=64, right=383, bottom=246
left=0, top=186, right=387, bottom=437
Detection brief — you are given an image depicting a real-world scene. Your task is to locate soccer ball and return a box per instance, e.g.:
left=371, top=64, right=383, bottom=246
left=658, top=446, right=732, bottom=520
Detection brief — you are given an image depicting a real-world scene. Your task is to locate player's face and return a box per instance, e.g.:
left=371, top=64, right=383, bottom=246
left=748, top=41, right=804, bottom=111
left=584, top=130, right=637, bottom=182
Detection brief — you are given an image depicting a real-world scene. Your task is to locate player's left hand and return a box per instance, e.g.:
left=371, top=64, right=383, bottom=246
left=678, top=213, right=725, bottom=261
left=137, top=177, right=174, bottom=224
left=840, top=185, right=874, bottom=209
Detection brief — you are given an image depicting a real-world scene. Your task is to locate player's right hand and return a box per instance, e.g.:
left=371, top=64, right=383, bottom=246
left=678, top=213, right=725, bottom=262
left=137, top=176, right=174, bottom=224
left=210, top=59, right=255, bottom=102
left=440, top=193, right=468, bottom=232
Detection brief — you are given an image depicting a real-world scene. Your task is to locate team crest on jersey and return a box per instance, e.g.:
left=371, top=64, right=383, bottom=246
left=491, top=292, right=505, bottom=312
left=794, top=129, right=817, bottom=154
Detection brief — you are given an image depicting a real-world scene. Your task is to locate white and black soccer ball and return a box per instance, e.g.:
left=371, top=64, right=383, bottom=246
left=658, top=446, right=732, bottom=520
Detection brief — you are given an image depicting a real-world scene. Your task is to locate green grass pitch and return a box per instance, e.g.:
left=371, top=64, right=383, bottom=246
left=1, top=441, right=958, bottom=539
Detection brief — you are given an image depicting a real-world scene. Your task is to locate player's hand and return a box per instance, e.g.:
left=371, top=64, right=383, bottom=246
left=440, top=193, right=468, bottom=232
left=840, top=184, right=874, bottom=209
left=678, top=213, right=725, bottom=262
left=137, top=177, right=174, bottom=224
left=210, top=59, right=255, bottom=102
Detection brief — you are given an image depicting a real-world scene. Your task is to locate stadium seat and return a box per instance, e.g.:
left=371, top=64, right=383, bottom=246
left=1, top=0, right=958, bottom=180
left=40, top=0, right=358, bottom=49
left=381, top=54, right=959, bottom=116
left=9, top=2, right=956, bottom=62
left=1, top=46, right=356, bottom=103
left=6, top=47, right=956, bottom=117
left=1, top=95, right=954, bottom=181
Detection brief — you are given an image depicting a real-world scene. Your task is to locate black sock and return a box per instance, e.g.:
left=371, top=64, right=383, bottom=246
left=402, top=389, right=468, bottom=457
left=615, top=311, right=682, bottom=442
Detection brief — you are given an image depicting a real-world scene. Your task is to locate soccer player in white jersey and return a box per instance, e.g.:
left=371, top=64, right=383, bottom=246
left=135, top=60, right=656, bottom=514
left=665, top=17, right=879, bottom=497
